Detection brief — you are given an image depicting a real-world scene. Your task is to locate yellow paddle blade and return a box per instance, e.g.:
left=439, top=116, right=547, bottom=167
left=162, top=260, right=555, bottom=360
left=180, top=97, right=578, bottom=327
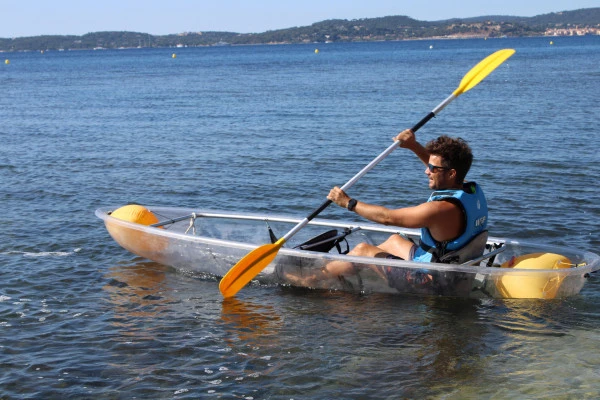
left=453, top=48, right=515, bottom=96
left=219, top=238, right=285, bottom=298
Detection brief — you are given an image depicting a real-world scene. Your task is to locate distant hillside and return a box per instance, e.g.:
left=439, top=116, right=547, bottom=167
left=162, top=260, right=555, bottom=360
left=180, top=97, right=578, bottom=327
left=446, top=7, right=600, bottom=25
left=1, top=8, right=598, bottom=52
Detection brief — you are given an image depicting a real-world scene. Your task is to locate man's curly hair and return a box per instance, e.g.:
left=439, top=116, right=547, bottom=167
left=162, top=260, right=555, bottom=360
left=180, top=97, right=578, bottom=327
left=425, top=135, right=473, bottom=183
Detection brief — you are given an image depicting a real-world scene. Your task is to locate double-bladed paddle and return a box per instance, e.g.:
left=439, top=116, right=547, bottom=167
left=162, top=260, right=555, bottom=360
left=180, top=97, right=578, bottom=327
left=219, top=48, right=516, bottom=298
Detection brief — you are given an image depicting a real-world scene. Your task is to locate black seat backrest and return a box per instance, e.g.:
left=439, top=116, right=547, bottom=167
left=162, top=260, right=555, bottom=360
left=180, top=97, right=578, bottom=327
left=294, top=229, right=340, bottom=253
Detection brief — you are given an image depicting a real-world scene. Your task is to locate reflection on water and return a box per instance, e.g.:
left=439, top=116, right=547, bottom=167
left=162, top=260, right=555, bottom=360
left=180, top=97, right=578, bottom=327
left=493, top=299, right=572, bottom=336
left=422, top=297, right=600, bottom=399
left=103, top=261, right=174, bottom=340
left=417, top=298, right=490, bottom=380
left=220, top=297, right=284, bottom=344
left=250, top=289, right=494, bottom=398
left=238, top=289, right=600, bottom=399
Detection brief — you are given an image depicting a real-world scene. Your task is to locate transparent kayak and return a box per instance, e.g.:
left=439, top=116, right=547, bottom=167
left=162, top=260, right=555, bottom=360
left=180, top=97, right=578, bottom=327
left=96, top=205, right=600, bottom=299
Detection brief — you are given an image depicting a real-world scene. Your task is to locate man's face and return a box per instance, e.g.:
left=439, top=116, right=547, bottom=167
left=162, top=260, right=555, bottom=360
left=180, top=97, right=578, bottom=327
left=425, top=155, right=455, bottom=190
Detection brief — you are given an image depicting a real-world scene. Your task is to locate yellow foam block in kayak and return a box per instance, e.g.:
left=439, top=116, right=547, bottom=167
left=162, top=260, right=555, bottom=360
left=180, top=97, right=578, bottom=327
left=106, top=205, right=166, bottom=256
left=110, top=204, right=160, bottom=225
left=496, top=253, right=573, bottom=299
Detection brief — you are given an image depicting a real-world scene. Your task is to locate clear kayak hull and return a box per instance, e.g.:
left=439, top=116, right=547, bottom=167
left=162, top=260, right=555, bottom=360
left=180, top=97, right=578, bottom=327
left=96, top=206, right=600, bottom=299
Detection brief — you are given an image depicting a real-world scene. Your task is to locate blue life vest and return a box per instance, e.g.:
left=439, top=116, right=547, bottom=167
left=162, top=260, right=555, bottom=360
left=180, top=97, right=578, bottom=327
left=413, top=182, right=488, bottom=263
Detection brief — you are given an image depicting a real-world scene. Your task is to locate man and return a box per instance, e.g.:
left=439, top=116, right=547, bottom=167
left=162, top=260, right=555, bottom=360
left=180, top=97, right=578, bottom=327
left=326, top=128, right=488, bottom=269
left=282, top=128, right=488, bottom=291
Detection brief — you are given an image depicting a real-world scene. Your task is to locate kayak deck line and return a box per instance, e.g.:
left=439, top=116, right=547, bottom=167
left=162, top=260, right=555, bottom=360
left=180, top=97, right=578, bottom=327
left=148, top=210, right=405, bottom=235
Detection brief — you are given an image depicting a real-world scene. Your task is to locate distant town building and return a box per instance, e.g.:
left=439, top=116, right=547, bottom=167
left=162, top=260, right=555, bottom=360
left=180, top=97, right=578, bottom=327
left=545, top=26, right=600, bottom=36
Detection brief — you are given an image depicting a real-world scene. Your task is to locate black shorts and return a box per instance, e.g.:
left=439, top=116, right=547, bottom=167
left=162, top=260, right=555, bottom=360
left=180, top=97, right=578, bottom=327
left=379, top=244, right=417, bottom=261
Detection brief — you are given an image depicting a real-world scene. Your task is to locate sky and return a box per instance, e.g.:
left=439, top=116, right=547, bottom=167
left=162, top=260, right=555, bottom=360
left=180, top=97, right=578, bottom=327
left=1, top=0, right=598, bottom=38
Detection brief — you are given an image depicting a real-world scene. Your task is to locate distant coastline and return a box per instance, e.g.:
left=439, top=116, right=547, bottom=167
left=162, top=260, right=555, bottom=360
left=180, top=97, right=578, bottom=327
left=1, top=7, right=598, bottom=52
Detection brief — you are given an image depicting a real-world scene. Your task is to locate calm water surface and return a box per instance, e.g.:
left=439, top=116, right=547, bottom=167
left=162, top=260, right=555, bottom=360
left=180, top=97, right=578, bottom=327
left=1, top=36, right=599, bottom=398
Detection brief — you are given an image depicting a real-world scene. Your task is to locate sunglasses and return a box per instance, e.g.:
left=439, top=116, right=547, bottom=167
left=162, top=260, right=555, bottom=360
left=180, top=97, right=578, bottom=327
left=427, top=163, right=452, bottom=173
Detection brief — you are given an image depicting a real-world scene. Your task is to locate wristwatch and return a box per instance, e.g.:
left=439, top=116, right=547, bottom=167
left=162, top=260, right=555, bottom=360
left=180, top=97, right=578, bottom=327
left=347, top=198, right=358, bottom=212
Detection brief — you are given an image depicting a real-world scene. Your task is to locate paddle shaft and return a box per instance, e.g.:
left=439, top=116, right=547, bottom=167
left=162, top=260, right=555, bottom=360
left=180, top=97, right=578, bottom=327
left=281, top=92, right=458, bottom=243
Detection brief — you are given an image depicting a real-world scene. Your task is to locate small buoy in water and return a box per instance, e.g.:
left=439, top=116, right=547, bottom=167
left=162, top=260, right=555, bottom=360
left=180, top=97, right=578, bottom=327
left=172, top=53, right=177, bottom=58
left=4, top=59, right=9, bottom=65
left=314, top=48, right=319, bottom=54
left=429, top=45, right=433, bottom=49
left=41, top=50, right=44, bottom=54
left=550, top=41, right=554, bottom=45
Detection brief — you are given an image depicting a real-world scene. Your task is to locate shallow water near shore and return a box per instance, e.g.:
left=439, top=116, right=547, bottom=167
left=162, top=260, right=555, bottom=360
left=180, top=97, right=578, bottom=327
left=1, top=36, right=599, bottom=398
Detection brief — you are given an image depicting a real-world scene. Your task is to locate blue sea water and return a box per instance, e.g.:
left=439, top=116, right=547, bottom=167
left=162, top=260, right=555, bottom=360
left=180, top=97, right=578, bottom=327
left=1, top=36, right=599, bottom=398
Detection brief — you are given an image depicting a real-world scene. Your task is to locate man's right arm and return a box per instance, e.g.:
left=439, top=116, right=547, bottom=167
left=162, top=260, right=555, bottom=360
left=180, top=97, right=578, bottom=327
left=395, top=129, right=430, bottom=166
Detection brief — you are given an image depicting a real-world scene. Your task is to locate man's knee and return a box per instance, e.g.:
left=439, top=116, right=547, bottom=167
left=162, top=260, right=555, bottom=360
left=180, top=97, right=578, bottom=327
left=350, top=242, right=377, bottom=257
